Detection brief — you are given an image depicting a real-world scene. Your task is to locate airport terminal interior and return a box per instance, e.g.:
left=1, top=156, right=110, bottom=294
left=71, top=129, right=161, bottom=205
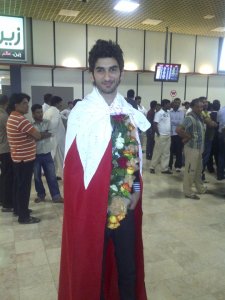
left=2, top=1, right=225, bottom=300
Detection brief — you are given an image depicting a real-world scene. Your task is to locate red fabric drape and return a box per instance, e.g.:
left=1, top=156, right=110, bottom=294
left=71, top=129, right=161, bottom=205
left=58, top=140, right=147, bottom=300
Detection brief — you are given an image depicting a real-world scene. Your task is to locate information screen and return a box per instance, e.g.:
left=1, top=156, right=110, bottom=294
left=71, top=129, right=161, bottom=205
left=154, top=63, right=181, bottom=82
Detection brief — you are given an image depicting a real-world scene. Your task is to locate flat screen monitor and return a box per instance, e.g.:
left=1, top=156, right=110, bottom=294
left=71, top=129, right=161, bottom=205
left=154, top=63, right=181, bottom=82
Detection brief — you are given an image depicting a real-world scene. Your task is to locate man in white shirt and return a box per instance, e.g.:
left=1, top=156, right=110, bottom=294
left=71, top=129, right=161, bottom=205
left=150, top=99, right=172, bottom=174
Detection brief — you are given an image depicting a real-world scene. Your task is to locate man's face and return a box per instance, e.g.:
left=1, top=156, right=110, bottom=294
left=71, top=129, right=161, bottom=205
left=173, top=100, right=181, bottom=110
left=165, top=102, right=171, bottom=111
left=193, top=101, right=203, bottom=115
left=15, top=98, right=29, bottom=115
left=91, top=57, right=122, bottom=98
left=56, top=101, right=63, bottom=111
left=32, top=108, right=43, bottom=122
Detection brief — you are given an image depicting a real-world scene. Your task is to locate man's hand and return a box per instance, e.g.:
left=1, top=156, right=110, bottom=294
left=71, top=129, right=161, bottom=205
left=129, top=191, right=141, bottom=210
left=40, top=131, right=51, bottom=139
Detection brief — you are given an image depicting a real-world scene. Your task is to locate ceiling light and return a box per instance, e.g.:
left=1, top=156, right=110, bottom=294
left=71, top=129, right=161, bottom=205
left=62, top=58, right=81, bottom=68
left=141, top=19, right=162, bottom=26
left=211, top=27, right=225, bottom=32
left=114, top=1, right=139, bottom=13
left=203, top=15, right=215, bottom=20
left=58, top=9, right=80, bottom=17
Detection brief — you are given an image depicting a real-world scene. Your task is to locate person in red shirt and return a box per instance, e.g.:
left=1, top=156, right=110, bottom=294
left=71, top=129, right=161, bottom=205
left=7, top=93, right=50, bottom=224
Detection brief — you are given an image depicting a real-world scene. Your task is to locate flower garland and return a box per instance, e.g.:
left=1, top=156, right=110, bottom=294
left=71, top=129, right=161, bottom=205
left=108, top=114, right=139, bottom=229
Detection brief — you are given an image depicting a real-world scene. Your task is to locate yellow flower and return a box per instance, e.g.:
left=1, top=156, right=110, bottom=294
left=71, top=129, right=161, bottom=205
left=127, top=166, right=135, bottom=175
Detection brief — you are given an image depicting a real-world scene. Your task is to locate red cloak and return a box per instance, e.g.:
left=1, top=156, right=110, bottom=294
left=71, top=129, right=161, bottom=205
left=58, top=139, right=147, bottom=300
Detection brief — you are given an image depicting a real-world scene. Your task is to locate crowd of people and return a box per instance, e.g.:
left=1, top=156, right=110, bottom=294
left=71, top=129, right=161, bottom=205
left=145, top=96, right=221, bottom=200
left=0, top=93, right=81, bottom=224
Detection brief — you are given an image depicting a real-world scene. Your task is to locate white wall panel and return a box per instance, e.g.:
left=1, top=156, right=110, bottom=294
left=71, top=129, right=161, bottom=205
left=55, top=23, right=86, bottom=67
left=88, top=25, right=116, bottom=53
left=32, top=20, right=54, bottom=65
left=138, top=73, right=161, bottom=106
left=163, top=74, right=186, bottom=100
left=54, top=68, right=83, bottom=99
left=195, top=36, right=219, bottom=74
left=171, top=34, right=195, bottom=73
left=145, top=31, right=166, bottom=71
left=118, top=28, right=144, bottom=70
left=208, top=76, right=225, bottom=105
left=186, top=75, right=207, bottom=100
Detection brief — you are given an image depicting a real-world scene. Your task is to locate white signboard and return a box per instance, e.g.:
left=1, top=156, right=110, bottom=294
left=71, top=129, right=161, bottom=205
left=0, top=16, right=26, bottom=61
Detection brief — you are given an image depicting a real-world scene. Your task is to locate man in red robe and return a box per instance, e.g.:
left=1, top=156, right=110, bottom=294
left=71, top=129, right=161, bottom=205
left=58, top=39, right=150, bottom=300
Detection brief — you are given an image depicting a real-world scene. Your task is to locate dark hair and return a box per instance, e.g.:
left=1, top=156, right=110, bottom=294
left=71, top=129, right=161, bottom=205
left=73, top=99, right=82, bottom=106
left=31, top=103, right=42, bottom=113
left=0, top=94, right=8, bottom=106
left=161, top=99, right=170, bottom=107
left=88, top=39, right=124, bottom=73
left=135, top=96, right=141, bottom=101
left=127, top=89, right=135, bottom=98
left=212, top=99, right=220, bottom=111
left=50, top=96, right=63, bottom=106
left=7, top=93, right=30, bottom=114
left=44, top=93, right=52, bottom=104
left=174, top=97, right=181, bottom=102
left=150, top=100, right=157, bottom=109
left=198, top=96, right=207, bottom=101
left=190, top=98, right=203, bottom=108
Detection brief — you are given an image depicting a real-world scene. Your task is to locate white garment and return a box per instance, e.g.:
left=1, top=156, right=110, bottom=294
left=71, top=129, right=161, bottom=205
left=65, top=87, right=150, bottom=189
left=42, top=103, right=50, bottom=113
left=44, top=106, right=66, bottom=178
left=138, top=105, right=147, bottom=116
left=61, top=108, right=71, bottom=120
left=154, top=109, right=171, bottom=136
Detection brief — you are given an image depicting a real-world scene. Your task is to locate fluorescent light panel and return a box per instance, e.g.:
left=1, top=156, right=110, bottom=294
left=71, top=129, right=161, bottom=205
left=141, top=19, right=162, bottom=25
left=203, top=15, right=215, bottom=19
left=114, top=1, right=139, bottom=12
left=211, top=27, right=225, bottom=32
left=58, top=9, right=80, bottom=17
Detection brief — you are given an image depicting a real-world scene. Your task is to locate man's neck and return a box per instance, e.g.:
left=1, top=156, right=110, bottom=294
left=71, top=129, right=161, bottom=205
left=162, top=108, right=167, bottom=112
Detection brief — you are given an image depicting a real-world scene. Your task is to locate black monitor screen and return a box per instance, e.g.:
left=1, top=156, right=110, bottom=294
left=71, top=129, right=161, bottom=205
left=154, top=63, right=181, bottom=82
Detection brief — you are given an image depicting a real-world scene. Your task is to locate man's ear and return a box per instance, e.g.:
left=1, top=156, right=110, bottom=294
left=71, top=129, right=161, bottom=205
left=90, top=72, right=95, bottom=83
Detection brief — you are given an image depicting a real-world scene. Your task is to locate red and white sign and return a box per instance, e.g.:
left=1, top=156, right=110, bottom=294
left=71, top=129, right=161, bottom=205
left=170, top=90, right=177, bottom=98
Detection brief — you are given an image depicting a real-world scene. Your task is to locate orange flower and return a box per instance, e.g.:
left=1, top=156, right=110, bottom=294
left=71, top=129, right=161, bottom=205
left=121, top=183, right=131, bottom=192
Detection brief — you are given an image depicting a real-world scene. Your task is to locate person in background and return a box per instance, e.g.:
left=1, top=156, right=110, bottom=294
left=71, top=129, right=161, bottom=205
left=0, top=95, right=14, bottom=212
left=216, top=102, right=225, bottom=180
left=42, top=93, right=52, bottom=113
left=60, top=101, right=74, bottom=120
left=176, top=98, right=207, bottom=200
left=32, top=104, right=64, bottom=204
left=58, top=39, right=149, bottom=300
left=169, top=98, right=184, bottom=172
left=44, top=96, right=66, bottom=179
left=146, top=100, right=157, bottom=160
left=207, top=100, right=220, bottom=173
left=126, top=89, right=138, bottom=109
left=135, top=96, right=147, bottom=116
left=150, top=99, right=172, bottom=174
left=6, top=93, right=49, bottom=224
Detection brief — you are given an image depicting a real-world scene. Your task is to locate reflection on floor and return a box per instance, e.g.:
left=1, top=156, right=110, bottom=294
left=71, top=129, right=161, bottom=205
left=1, top=159, right=225, bottom=300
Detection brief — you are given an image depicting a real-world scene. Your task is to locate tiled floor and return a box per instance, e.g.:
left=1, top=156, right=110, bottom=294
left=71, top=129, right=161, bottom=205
left=1, top=160, right=225, bottom=300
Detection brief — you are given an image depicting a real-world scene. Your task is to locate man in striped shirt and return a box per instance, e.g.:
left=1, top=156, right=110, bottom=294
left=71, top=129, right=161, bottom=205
left=7, top=93, right=49, bottom=224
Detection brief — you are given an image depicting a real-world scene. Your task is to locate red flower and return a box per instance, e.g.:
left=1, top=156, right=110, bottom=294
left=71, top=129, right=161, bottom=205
left=112, top=114, right=125, bottom=122
left=117, top=157, right=128, bottom=168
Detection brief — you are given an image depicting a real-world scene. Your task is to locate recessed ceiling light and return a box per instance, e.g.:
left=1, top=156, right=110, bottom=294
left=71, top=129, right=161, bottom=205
left=203, top=15, right=215, bottom=20
left=211, top=27, right=225, bottom=32
left=114, top=0, right=139, bottom=13
left=58, top=9, right=80, bottom=17
left=141, top=19, right=162, bottom=25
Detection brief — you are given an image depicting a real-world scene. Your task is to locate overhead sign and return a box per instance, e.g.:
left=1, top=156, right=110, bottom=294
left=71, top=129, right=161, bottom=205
left=0, top=16, right=26, bottom=61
